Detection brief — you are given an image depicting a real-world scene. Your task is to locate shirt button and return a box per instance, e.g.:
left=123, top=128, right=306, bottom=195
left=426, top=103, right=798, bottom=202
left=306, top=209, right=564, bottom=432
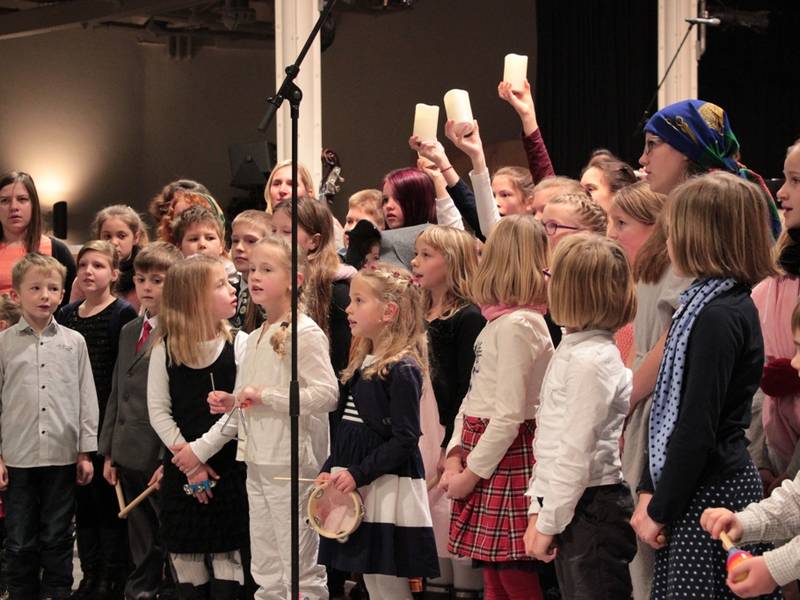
left=41, top=430, right=45, bottom=435
left=41, top=364, right=45, bottom=368
left=41, top=385, right=46, bottom=390
left=41, top=408, right=46, bottom=412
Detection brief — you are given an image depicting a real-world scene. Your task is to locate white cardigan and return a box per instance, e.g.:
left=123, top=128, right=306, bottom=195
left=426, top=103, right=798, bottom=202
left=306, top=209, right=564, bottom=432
left=446, top=309, right=553, bottom=479
left=527, top=329, right=631, bottom=535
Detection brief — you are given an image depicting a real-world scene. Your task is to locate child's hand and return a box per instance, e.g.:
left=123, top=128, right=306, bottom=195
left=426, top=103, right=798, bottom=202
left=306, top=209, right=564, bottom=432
left=208, top=390, right=235, bottom=414
left=497, top=80, right=534, bottom=117
left=410, top=137, right=450, bottom=170
left=700, top=507, right=743, bottom=541
left=631, top=492, right=667, bottom=549
left=148, top=465, right=164, bottom=489
left=76, top=453, right=93, bottom=486
left=237, top=386, right=263, bottom=409
left=187, top=464, right=219, bottom=505
left=171, top=443, right=201, bottom=476
left=528, top=528, right=558, bottom=563
left=0, top=457, right=8, bottom=491
left=444, top=120, right=485, bottom=168
left=523, top=514, right=539, bottom=556
left=445, top=468, right=480, bottom=500
left=103, top=456, right=118, bottom=486
left=727, top=556, right=778, bottom=598
left=329, top=470, right=356, bottom=494
left=314, top=472, right=331, bottom=487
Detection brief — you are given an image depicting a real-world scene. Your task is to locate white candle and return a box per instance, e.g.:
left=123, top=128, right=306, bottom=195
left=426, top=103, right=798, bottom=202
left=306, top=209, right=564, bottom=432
left=412, top=103, right=439, bottom=141
left=443, top=89, right=473, bottom=124
left=503, top=53, right=528, bottom=91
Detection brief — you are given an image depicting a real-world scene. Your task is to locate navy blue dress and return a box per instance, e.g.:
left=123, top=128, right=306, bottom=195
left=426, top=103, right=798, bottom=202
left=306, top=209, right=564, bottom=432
left=318, top=356, right=439, bottom=578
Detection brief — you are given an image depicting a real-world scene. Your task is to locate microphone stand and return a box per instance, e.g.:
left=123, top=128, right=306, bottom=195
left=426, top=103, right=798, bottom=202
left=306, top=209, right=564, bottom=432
left=256, top=1, right=338, bottom=598
left=633, top=22, right=696, bottom=136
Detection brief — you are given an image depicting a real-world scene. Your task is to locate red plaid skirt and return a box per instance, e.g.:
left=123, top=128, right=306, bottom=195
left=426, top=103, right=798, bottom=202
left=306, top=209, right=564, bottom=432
left=448, top=416, right=535, bottom=562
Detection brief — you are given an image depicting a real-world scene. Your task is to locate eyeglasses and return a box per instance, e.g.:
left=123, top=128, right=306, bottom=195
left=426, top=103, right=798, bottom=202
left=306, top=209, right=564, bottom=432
left=542, top=221, right=582, bottom=236
left=643, top=136, right=665, bottom=156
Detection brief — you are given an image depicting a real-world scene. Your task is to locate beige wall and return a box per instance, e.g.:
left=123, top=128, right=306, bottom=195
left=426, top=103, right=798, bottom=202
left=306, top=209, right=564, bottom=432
left=0, top=1, right=536, bottom=240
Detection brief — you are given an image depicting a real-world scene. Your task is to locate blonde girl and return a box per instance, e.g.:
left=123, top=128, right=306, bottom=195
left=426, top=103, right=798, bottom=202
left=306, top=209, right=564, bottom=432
left=183, top=237, right=338, bottom=600
left=630, top=173, right=779, bottom=600
left=410, top=226, right=486, bottom=599
left=442, top=215, right=554, bottom=599
left=230, top=209, right=272, bottom=332
left=57, top=240, right=138, bottom=597
left=90, top=204, right=149, bottom=310
left=317, top=264, right=439, bottom=599
left=524, top=235, right=637, bottom=598
left=541, top=192, right=608, bottom=249
left=147, top=256, right=248, bottom=599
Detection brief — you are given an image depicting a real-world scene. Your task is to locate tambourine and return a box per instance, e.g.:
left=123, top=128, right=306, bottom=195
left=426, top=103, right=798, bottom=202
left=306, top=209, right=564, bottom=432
left=307, top=483, right=365, bottom=543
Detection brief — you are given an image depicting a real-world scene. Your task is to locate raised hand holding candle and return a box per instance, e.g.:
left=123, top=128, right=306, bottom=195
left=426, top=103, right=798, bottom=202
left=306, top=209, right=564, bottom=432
left=412, top=103, right=439, bottom=142
left=503, top=53, right=528, bottom=91
left=444, top=89, right=474, bottom=137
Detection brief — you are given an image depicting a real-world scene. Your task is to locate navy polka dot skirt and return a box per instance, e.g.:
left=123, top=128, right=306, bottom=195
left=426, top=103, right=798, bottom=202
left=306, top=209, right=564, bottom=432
left=652, top=463, right=781, bottom=599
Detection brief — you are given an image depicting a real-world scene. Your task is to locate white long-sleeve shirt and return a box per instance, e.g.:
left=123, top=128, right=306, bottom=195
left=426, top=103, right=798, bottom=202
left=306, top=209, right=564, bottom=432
left=435, top=194, right=465, bottom=230
left=737, top=472, right=800, bottom=586
left=446, top=309, right=553, bottom=479
left=189, top=314, right=338, bottom=470
left=469, top=167, right=501, bottom=237
left=527, top=329, right=631, bottom=535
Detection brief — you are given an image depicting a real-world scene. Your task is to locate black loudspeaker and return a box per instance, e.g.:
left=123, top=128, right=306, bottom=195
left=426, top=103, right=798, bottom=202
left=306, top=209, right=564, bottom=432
left=52, top=201, right=68, bottom=239
left=228, top=141, right=277, bottom=191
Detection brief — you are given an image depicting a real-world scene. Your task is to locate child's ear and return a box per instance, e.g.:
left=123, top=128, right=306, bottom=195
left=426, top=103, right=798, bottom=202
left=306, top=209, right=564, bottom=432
left=9, top=289, right=19, bottom=304
left=309, top=233, right=321, bottom=252
left=111, top=268, right=120, bottom=283
left=296, top=271, right=305, bottom=289
left=382, top=301, right=399, bottom=323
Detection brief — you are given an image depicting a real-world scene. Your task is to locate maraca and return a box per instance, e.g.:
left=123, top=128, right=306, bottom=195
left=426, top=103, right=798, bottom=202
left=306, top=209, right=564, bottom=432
left=720, top=531, right=752, bottom=583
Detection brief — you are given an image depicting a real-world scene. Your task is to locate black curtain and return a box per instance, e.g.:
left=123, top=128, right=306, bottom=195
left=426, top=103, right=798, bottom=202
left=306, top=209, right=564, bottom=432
left=535, top=0, right=658, bottom=177
left=698, top=1, right=800, bottom=179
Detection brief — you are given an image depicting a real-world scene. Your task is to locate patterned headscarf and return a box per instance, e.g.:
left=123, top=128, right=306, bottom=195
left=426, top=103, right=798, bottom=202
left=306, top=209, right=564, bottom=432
left=645, top=99, right=781, bottom=239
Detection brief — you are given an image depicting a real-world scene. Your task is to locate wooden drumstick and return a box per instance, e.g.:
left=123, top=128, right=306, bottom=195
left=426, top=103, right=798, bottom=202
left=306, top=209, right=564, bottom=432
left=272, top=476, right=317, bottom=482
left=118, top=482, right=159, bottom=519
left=719, top=531, right=735, bottom=551
left=115, top=482, right=126, bottom=516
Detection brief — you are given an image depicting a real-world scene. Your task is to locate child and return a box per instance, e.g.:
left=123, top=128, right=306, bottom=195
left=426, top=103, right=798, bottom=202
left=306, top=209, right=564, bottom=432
left=410, top=226, right=486, bottom=599
left=93, top=204, right=149, bottom=309
left=0, top=253, right=98, bottom=599
left=230, top=210, right=271, bottom=332
left=541, top=192, right=607, bottom=249
left=750, top=138, right=800, bottom=493
left=272, top=199, right=354, bottom=386
left=344, top=189, right=385, bottom=237
left=580, top=156, right=637, bottom=212
left=630, top=172, right=780, bottom=600
left=442, top=215, right=554, bottom=599
left=0, top=294, right=20, bottom=331
left=314, top=263, right=438, bottom=599
left=700, top=300, right=800, bottom=598
left=524, top=235, right=637, bottom=598
left=182, top=237, right=338, bottom=599
left=57, top=240, right=138, bottom=599
left=156, top=188, right=225, bottom=245
left=147, top=255, right=248, bottom=599
left=99, top=242, right=182, bottom=600
left=172, top=205, right=226, bottom=259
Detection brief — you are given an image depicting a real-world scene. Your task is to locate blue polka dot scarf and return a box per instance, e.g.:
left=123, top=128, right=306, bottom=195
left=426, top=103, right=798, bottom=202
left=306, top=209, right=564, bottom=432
left=648, top=277, right=737, bottom=487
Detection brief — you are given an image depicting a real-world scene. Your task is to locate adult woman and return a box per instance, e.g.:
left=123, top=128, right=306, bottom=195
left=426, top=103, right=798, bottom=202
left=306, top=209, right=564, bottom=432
left=0, top=171, right=75, bottom=304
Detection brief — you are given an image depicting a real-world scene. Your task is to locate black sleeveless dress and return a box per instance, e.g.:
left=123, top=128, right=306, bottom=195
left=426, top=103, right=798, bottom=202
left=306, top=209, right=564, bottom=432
left=159, top=341, right=248, bottom=554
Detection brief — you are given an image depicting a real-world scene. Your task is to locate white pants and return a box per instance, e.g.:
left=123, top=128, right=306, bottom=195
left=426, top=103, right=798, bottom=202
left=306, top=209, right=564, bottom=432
left=363, top=574, right=412, bottom=600
left=170, top=551, right=244, bottom=586
left=247, top=464, right=327, bottom=600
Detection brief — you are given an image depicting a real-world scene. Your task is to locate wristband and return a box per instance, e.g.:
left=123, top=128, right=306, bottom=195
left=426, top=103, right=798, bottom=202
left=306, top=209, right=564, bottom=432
left=440, top=165, right=454, bottom=174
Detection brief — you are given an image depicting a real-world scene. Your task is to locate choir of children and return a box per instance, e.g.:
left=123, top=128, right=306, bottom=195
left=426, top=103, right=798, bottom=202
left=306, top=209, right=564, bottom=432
left=0, top=87, right=798, bottom=600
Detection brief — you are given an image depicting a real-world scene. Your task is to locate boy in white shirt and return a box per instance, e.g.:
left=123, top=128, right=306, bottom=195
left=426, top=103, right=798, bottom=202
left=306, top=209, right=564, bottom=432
left=0, top=253, right=98, bottom=599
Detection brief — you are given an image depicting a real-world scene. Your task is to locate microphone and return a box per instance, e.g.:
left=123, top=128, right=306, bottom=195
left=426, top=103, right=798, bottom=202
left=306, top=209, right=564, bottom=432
left=685, top=16, right=721, bottom=26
